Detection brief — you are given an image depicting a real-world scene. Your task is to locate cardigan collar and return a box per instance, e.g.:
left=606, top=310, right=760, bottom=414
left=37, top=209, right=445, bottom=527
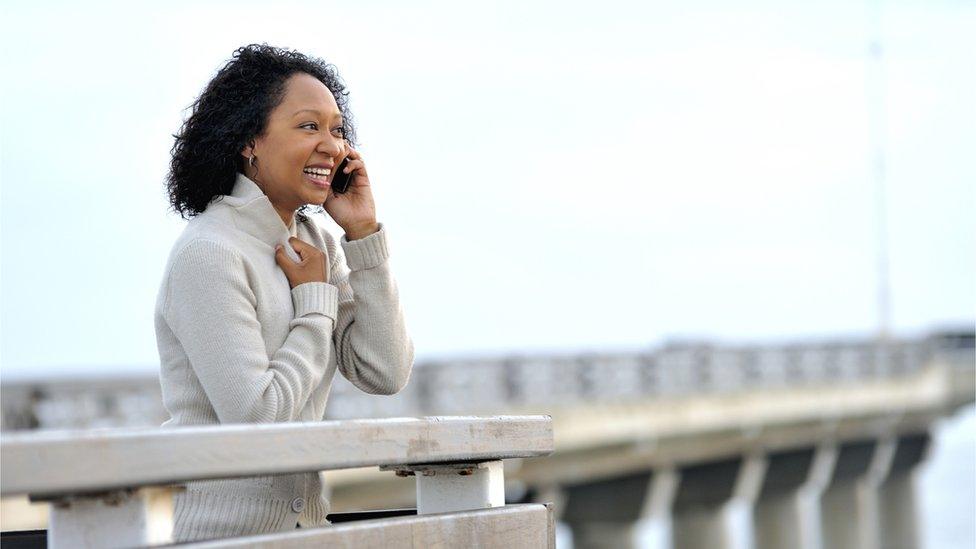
left=217, top=173, right=297, bottom=247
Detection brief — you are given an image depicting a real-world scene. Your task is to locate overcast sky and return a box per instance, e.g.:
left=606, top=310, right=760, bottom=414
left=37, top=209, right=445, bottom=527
left=1, top=0, right=973, bottom=379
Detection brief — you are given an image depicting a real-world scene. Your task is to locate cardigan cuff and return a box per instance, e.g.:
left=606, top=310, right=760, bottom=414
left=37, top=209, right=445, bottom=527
left=341, top=222, right=389, bottom=271
left=291, top=282, right=338, bottom=321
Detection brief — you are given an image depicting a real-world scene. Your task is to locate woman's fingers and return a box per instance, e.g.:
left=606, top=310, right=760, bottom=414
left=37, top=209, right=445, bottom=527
left=276, top=238, right=329, bottom=287
left=274, top=244, right=294, bottom=266
left=343, top=159, right=365, bottom=173
left=343, top=160, right=370, bottom=189
left=288, top=237, right=314, bottom=261
left=343, top=147, right=366, bottom=174
left=345, top=146, right=362, bottom=161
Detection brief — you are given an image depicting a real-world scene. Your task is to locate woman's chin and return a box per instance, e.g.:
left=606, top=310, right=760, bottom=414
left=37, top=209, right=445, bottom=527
left=301, top=186, right=329, bottom=204
left=307, top=186, right=330, bottom=204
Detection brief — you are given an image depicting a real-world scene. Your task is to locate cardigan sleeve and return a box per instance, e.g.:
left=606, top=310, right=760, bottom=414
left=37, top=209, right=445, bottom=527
left=162, top=239, right=338, bottom=424
left=328, top=223, right=414, bottom=396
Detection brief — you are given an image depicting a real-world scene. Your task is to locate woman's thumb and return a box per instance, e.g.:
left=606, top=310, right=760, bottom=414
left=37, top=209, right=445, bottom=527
left=274, top=245, right=289, bottom=265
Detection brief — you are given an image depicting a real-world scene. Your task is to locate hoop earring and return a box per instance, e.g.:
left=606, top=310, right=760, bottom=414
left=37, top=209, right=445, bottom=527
left=248, top=155, right=257, bottom=168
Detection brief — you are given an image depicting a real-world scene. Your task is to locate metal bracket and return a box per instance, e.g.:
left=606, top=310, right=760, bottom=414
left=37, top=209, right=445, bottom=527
left=380, top=461, right=492, bottom=477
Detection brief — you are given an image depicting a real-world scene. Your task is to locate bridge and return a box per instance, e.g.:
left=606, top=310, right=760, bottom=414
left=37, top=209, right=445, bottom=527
left=2, top=328, right=973, bottom=548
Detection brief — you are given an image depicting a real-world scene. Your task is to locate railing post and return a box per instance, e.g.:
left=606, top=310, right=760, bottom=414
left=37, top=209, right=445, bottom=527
left=45, top=487, right=173, bottom=549
left=383, top=460, right=506, bottom=514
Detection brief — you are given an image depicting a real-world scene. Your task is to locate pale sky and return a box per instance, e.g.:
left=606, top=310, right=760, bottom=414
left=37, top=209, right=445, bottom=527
left=1, top=0, right=973, bottom=379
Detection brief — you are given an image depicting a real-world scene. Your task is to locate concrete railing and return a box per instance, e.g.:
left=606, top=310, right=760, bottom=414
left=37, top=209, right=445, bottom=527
left=0, top=415, right=555, bottom=548
left=2, top=330, right=970, bottom=431
left=2, top=330, right=974, bottom=431
left=326, top=331, right=970, bottom=418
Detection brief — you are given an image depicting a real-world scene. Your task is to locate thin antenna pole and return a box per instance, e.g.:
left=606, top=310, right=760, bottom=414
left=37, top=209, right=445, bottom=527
left=867, top=0, right=891, bottom=342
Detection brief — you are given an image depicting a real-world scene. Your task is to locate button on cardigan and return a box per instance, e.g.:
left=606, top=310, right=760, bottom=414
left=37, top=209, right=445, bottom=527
left=154, top=173, right=414, bottom=542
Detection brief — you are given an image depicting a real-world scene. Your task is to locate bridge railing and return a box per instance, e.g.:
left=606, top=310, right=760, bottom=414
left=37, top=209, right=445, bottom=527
left=3, top=330, right=970, bottom=432
left=328, top=336, right=942, bottom=417
left=0, top=415, right=555, bottom=548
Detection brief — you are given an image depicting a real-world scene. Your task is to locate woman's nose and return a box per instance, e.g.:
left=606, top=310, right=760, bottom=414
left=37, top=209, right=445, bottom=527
left=317, top=135, right=344, bottom=158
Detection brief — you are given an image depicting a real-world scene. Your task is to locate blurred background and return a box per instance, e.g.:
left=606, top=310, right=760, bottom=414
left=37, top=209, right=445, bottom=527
left=1, top=1, right=973, bottom=548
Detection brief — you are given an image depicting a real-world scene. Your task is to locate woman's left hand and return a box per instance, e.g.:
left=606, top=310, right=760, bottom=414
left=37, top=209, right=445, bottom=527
left=324, top=146, right=379, bottom=240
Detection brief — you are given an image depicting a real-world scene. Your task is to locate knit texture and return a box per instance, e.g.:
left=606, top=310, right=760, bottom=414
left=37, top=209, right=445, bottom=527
left=154, top=173, right=414, bottom=542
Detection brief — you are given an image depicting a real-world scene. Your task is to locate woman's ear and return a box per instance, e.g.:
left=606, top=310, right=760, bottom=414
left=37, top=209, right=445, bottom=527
left=241, top=140, right=256, bottom=162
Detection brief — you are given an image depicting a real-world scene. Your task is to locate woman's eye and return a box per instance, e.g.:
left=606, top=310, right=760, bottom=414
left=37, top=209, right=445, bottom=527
left=301, top=123, right=319, bottom=131
left=332, top=127, right=345, bottom=136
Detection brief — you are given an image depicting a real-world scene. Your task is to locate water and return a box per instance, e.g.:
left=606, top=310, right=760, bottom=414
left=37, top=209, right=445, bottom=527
left=920, top=405, right=976, bottom=549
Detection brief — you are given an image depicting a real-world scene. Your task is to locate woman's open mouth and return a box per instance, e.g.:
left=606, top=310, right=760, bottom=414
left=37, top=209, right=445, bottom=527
left=303, top=167, right=331, bottom=188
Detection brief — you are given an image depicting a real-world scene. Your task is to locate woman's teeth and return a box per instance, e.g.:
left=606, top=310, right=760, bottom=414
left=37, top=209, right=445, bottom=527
left=303, top=167, right=331, bottom=176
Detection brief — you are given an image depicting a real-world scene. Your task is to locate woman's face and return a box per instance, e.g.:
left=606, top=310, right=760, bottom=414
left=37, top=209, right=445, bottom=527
left=244, top=72, right=347, bottom=214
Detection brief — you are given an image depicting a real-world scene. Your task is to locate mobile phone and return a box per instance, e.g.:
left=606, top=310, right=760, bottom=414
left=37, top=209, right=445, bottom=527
left=331, top=157, right=352, bottom=194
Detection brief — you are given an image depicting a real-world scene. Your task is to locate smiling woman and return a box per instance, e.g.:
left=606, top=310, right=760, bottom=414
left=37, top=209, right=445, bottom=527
left=155, top=44, right=414, bottom=542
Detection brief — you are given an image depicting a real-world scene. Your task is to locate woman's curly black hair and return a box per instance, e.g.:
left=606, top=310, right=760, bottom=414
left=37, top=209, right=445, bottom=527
left=166, top=44, right=357, bottom=221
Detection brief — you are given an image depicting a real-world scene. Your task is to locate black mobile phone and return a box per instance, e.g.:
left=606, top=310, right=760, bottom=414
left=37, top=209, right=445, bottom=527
left=331, top=157, right=352, bottom=194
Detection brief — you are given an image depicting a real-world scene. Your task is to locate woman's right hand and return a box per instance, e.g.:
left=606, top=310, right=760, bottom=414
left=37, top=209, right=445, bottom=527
left=275, top=237, right=329, bottom=288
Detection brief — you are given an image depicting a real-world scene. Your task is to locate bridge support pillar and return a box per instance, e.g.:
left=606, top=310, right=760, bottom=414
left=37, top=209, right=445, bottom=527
left=567, top=522, right=642, bottom=549
left=642, top=467, right=680, bottom=548
left=753, top=447, right=820, bottom=549
left=672, top=455, right=764, bottom=549
left=820, top=439, right=895, bottom=549
left=878, top=433, right=930, bottom=549
left=561, top=468, right=674, bottom=549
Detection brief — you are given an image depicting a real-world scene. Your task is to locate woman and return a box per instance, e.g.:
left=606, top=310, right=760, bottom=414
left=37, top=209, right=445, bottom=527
left=154, top=44, right=414, bottom=542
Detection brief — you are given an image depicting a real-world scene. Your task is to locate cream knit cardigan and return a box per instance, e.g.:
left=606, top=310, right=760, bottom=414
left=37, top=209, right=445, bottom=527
left=154, top=173, right=414, bottom=542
